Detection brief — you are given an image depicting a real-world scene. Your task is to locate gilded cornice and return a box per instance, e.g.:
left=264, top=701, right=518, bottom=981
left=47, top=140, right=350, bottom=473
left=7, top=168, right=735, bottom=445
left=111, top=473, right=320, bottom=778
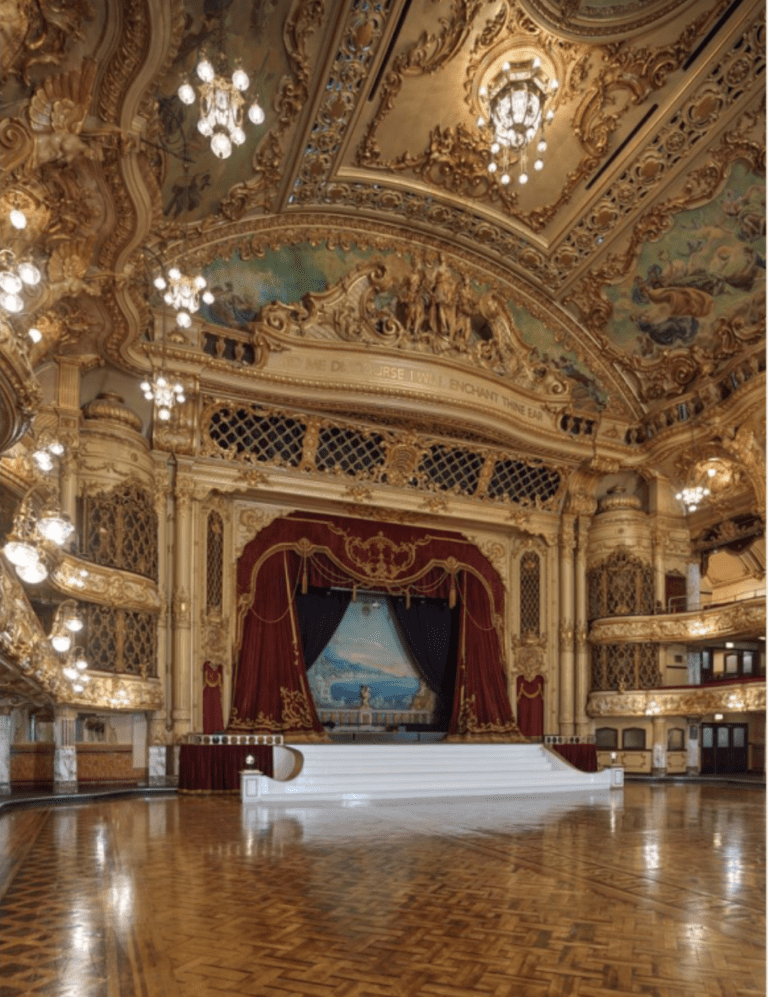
left=587, top=680, right=765, bottom=718
left=51, top=553, right=162, bottom=614
left=589, top=597, right=766, bottom=644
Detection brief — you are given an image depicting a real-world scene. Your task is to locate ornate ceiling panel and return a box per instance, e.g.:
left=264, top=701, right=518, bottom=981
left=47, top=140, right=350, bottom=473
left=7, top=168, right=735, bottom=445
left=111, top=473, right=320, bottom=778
left=0, top=0, right=764, bottom=431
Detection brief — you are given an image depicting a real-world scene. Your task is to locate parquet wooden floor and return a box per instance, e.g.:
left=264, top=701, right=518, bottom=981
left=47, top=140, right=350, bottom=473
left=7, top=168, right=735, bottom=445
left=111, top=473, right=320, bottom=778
left=0, top=784, right=764, bottom=997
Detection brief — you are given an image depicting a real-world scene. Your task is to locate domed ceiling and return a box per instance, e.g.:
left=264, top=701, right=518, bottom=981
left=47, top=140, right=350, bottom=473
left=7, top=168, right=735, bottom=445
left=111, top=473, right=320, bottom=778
left=1, top=0, right=764, bottom=450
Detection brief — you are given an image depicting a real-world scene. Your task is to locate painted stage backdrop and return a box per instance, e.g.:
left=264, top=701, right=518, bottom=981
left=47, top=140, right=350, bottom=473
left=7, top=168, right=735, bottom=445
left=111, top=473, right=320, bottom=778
left=307, top=594, right=431, bottom=714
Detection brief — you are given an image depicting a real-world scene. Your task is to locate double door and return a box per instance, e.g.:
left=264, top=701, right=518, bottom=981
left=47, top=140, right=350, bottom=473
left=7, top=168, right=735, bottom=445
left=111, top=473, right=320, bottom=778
left=700, top=723, right=748, bottom=774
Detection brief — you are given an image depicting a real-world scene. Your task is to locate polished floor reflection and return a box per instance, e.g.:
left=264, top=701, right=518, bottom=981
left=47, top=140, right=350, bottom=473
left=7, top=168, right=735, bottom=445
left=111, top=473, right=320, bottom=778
left=0, top=784, right=764, bottom=996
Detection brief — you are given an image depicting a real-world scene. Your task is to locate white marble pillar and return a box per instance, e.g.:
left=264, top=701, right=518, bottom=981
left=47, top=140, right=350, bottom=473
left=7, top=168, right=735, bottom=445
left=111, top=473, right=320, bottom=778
left=0, top=708, right=12, bottom=795
left=54, top=706, right=78, bottom=794
left=651, top=716, right=667, bottom=777
left=687, top=561, right=701, bottom=612
left=686, top=720, right=700, bottom=776
left=148, top=745, right=167, bottom=786
left=558, top=517, right=576, bottom=736
left=574, top=516, right=591, bottom=736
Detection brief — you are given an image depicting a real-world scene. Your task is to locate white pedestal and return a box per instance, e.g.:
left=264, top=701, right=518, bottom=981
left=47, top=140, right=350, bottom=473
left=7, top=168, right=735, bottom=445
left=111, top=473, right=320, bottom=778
left=148, top=745, right=167, bottom=786
left=54, top=746, right=78, bottom=794
left=0, top=714, right=11, bottom=795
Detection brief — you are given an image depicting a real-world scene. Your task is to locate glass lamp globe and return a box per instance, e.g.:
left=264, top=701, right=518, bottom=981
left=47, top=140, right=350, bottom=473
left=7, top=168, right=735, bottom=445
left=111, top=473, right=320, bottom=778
left=37, top=510, right=75, bottom=546
left=65, top=616, right=83, bottom=633
left=0, top=272, right=22, bottom=295
left=196, top=58, right=215, bottom=82
left=231, top=127, right=246, bottom=146
left=75, top=653, right=88, bottom=670
left=248, top=102, right=265, bottom=125
left=51, top=633, right=72, bottom=653
left=29, top=327, right=42, bottom=343
left=197, top=118, right=213, bottom=137
left=18, top=262, right=41, bottom=285
left=10, top=208, right=27, bottom=229
left=210, top=132, right=232, bottom=159
left=178, top=81, right=196, bottom=105
left=17, top=559, right=47, bottom=583
left=232, top=68, right=249, bottom=91
left=1, top=293, right=24, bottom=313
left=158, top=406, right=171, bottom=421
left=3, top=539, right=38, bottom=567
left=63, top=666, right=79, bottom=681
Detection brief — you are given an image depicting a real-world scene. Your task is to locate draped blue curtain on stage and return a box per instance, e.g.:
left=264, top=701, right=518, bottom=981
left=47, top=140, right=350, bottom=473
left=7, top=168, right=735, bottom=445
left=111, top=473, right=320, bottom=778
left=295, top=587, right=351, bottom=670
left=391, top=595, right=459, bottom=726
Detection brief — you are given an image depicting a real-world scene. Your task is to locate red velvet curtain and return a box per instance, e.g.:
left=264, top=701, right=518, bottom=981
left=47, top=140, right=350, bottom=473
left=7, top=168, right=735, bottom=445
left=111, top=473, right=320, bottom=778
left=449, top=572, right=525, bottom=742
left=202, top=662, right=224, bottom=734
left=230, top=549, right=325, bottom=740
left=516, top=675, right=544, bottom=738
left=232, top=512, right=524, bottom=742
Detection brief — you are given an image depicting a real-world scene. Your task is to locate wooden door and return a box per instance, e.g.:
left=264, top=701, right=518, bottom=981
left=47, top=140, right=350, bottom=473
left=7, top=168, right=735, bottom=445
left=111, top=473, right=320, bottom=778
left=700, top=724, right=749, bottom=774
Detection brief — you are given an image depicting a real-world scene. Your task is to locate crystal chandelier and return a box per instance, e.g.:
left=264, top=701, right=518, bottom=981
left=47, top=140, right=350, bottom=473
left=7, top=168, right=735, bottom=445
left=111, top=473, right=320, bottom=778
left=178, top=53, right=265, bottom=160
left=477, top=57, right=558, bottom=186
left=140, top=373, right=186, bottom=421
left=153, top=268, right=213, bottom=329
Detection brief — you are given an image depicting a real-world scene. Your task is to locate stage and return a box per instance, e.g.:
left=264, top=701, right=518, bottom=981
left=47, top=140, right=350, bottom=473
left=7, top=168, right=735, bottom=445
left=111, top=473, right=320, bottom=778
left=241, top=742, right=622, bottom=804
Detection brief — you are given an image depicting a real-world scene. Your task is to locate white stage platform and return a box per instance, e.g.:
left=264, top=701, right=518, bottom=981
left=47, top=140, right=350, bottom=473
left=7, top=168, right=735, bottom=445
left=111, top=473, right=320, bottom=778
left=241, top=743, right=622, bottom=804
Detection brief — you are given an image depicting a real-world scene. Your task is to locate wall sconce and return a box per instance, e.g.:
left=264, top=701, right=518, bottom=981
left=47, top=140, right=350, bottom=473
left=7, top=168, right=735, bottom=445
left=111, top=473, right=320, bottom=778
left=49, top=599, right=83, bottom=652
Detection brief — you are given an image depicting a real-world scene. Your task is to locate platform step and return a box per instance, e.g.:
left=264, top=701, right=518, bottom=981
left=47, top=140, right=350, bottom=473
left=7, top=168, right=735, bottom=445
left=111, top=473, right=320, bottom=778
left=243, top=743, right=617, bottom=804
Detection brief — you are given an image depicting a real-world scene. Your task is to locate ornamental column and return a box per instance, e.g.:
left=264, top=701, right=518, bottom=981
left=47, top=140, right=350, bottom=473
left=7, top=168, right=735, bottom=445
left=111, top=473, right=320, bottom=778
left=171, top=464, right=195, bottom=741
left=574, top=516, right=591, bottom=736
left=53, top=705, right=78, bottom=794
left=558, top=516, right=576, bottom=737
left=55, top=359, right=83, bottom=520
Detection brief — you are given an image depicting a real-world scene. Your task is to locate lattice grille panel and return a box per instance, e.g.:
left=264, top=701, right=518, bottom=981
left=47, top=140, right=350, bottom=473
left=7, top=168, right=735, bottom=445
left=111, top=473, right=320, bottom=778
left=637, top=643, right=661, bottom=688
left=591, top=643, right=660, bottom=691
left=208, top=406, right=305, bottom=465
left=316, top=426, right=386, bottom=477
left=588, top=549, right=654, bottom=619
left=83, top=604, right=118, bottom=673
left=487, top=459, right=561, bottom=505
left=122, top=611, right=157, bottom=677
left=202, top=401, right=563, bottom=509
left=519, top=552, right=541, bottom=637
left=82, top=483, right=157, bottom=580
left=82, top=604, right=157, bottom=676
left=206, top=511, right=224, bottom=612
left=607, top=645, right=636, bottom=690
left=419, top=446, right=484, bottom=495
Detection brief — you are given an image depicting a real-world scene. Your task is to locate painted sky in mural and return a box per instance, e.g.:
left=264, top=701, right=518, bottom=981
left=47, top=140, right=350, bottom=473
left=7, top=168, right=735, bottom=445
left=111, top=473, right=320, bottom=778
left=199, top=242, right=389, bottom=328
left=506, top=301, right=609, bottom=411
left=307, top=596, right=421, bottom=710
left=604, top=164, right=765, bottom=356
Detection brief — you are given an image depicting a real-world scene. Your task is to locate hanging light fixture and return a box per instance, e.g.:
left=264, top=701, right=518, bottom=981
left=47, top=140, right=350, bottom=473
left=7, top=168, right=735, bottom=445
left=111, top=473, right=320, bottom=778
left=153, top=268, right=214, bottom=329
left=2, top=486, right=75, bottom=584
left=477, top=57, right=557, bottom=187
left=178, top=51, right=264, bottom=160
left=0, top=247, right=41, bottom=314
left=675, top=417, right=718, bottom=513
left=140, top=373, right=186, bottom=421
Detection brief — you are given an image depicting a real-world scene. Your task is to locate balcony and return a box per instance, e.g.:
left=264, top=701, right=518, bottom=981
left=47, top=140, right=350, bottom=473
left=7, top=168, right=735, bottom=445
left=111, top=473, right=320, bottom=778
left=587, top=678, right=765, bottom=719
left=589, top=595, right=765, bottom=646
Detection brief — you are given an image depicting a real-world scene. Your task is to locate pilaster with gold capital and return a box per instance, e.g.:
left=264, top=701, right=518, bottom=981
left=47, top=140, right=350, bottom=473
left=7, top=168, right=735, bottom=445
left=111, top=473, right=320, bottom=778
left=558, top=516, right=576, bottom=735
left=171, top=466, right=196, bottom=739
left=574, top=516, right=591, bottom=734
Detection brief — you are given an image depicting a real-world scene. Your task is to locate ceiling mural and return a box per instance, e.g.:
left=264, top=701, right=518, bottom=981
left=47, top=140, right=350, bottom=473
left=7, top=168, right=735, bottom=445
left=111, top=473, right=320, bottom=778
left=0, top=0, right=764, bottom=448
left=604, top=164, right=766, bottom=359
